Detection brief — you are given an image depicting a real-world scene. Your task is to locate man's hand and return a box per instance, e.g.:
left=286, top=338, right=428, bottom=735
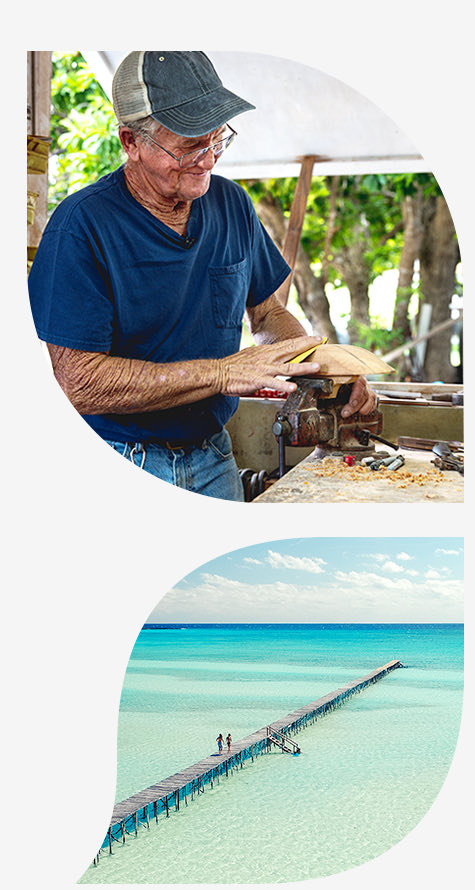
left=215, top=336, right=323, bottom=396
left=245, top=296, right=378, bottom=412
left=341, top=376, right=378, bottom=417
left=46, top=336, right=376, bottom=418
left=46, top=336, right=323, bottom=415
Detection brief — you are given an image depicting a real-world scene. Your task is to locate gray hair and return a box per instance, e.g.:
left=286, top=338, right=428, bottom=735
left=120, top=115, right=164, bottom=145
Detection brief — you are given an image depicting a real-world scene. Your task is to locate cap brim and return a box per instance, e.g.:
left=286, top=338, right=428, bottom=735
left=150, top=85, right=255, bottom=137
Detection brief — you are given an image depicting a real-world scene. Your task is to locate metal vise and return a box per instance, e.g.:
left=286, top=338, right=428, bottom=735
left=272, top=377, right=383, bottom=477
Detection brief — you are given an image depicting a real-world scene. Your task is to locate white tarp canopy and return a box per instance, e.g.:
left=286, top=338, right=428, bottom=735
left=84, top=50, right=428, bottom=180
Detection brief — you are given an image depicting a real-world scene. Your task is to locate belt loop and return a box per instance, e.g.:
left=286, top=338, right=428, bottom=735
left=130, top=442, right=146, bottom=469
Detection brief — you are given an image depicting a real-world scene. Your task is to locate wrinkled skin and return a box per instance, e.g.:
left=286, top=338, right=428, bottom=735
left=47, top=122, right=377, bottom=419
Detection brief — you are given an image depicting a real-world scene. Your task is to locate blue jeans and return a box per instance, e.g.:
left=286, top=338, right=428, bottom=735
left=104, top=428, right=244, bottom=502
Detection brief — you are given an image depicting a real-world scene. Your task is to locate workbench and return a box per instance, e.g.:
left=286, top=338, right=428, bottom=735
left=254, top=448, right=464, bottom=503
left=227, top=383, right=463, bottom=476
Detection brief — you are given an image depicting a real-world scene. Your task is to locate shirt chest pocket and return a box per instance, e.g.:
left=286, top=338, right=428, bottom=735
left=209, top=258, right=249, bottom=329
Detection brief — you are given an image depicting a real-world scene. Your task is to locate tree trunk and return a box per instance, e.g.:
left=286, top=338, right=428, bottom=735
left=292, top=259, right=338, bottom=339
left=419, top=195, right=460, bottom=382
left=256, top=193, right=338, bottom=340
left=392, top=189, right=425, bottom=343
left=332, top=221, right=371, bottom=344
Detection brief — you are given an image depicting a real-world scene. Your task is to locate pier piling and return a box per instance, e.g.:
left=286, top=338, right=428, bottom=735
left=94, top=660, right=402, bottom=864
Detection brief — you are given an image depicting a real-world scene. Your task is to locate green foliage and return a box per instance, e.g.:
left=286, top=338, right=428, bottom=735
left=352, top=321, right=405, bottom=354
left=241, top=173, right=406, bottom=288
left=49, top=52, right=123, bottom=211
left=390, top=172, right=441, bottom=199
left=240, top=170, right=449, bottom=354
left=240, top=175, right=331, bottom=257
left=395, top=285, right=417, bottom=304
left=330, top=175, right=404, bottom=276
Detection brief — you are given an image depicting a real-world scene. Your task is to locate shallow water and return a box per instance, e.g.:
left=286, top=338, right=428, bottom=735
left=80, top=623, right=463, bottom=883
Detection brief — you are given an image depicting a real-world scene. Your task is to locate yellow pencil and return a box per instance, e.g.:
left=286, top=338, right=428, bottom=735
left=290, top=337, right=328, bottom=363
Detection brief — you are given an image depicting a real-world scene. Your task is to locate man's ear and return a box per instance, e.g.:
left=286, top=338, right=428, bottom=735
left=119, top=127, right=140, bottom=160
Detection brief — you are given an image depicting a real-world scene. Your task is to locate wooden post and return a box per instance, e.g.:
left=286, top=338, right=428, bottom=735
left=108, top=827, right=112, bottom=854
left=27, top=52, right=52, bottom=257
left=275, top=155, right=316, bottom=306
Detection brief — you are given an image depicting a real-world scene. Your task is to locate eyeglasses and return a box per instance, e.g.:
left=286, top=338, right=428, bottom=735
left=146, top=125, right=237, bottom=168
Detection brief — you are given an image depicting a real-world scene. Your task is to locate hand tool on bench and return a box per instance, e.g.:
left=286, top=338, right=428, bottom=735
left=432, top=441, right=464, bottom=475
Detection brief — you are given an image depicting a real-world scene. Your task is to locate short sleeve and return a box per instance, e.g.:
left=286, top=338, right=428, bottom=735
left=28, top=225, right=114, bottom=353
left=243, top=194, right=291, bottom=308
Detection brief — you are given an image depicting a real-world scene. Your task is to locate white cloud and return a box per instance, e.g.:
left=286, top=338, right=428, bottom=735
left=243, top=551, right=327, bottom=573
left=381, top=561, right=404, bottom=574
left=149, top=567, right=463, bottom=624
left=333, top=569, right=412, bottom=590
left=265, top=550, right=327, bottom=574
left=424, top=578, right=463, bottom=599
left=396, top=552, right=413, bottom=561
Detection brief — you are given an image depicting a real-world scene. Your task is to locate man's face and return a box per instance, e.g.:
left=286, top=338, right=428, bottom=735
left=131, top=124, right=227, bottom=203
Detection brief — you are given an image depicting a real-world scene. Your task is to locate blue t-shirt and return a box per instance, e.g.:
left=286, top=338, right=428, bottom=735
left=28, top=167, right=290, bottom=443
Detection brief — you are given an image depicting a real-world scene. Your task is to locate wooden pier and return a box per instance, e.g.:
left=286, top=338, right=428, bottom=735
left=94, top=659, right=402, bottom=864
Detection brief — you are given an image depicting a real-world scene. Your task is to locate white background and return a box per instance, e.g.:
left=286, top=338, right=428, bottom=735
left=3, top=3, right=472, bottom=888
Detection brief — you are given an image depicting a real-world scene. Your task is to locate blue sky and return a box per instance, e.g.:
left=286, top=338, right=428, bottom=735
left=148, top=538, right=464, bottom=624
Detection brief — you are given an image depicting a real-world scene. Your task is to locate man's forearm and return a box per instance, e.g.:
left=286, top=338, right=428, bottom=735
left=245, top=294, right=312, bottom=345
left=48, top=344, right=223, bottom=415
left=47, top=334, right=323, bottom=415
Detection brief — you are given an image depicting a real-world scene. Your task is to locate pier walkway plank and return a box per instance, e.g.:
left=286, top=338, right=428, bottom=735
left=108, top=659, right=402, bottom=831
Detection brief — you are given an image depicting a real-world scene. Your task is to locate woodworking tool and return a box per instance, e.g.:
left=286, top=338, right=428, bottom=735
left=272, top=377, right=385, bottom=477
left=432, top=441, right=464, bottom=475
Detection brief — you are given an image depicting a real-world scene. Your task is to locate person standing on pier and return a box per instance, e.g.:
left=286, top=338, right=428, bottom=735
left=216, top=733, right=224, bottom=753
left=226, top=733, right=232, bottom=753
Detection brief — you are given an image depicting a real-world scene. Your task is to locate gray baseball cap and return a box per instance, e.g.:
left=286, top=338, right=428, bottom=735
left=112, top=51, right=255, bottom=137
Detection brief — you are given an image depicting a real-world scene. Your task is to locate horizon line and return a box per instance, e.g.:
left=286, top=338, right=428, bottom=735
left=143, top=620, right=464, bottom=626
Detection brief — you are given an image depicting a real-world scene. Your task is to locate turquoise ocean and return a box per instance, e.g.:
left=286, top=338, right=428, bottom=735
left=80, top=623, right=463, bottom=884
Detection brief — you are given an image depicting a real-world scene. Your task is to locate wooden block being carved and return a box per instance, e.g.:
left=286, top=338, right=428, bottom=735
left=296, top=343, right=394, bottom=381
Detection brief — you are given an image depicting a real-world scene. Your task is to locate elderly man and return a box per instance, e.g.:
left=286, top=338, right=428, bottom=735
left=29, top=51, right=376, bottom=501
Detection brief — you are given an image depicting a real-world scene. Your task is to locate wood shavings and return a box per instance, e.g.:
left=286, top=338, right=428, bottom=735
left=304, top=457, right=445, bottom=487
